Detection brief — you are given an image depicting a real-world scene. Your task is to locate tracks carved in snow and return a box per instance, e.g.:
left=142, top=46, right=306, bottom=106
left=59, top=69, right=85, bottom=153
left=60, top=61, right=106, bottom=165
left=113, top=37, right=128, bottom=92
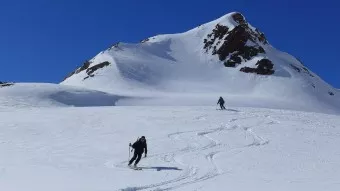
left=150, top=124, right=238, bottom=190
left=243, top=126, right=269, bottom=146
left=117, top=114, right=272, bottom=191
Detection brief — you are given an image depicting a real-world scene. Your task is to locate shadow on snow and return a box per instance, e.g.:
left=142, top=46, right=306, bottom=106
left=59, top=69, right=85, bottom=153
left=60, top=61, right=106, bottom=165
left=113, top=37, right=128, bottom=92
left=216, top=108, right=240, bottom=112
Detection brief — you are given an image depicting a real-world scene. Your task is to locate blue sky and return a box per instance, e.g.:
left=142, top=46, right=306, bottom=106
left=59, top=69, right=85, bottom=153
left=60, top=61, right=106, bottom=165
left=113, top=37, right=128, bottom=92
left=0, top=0, right=339, bottom=87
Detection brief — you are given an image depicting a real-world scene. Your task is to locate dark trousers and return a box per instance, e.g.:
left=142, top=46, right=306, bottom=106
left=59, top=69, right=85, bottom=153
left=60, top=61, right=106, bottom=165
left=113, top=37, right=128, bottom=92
left=129, top=152, right=142, bottom=165
left=220, top=103, right=226, bottom=110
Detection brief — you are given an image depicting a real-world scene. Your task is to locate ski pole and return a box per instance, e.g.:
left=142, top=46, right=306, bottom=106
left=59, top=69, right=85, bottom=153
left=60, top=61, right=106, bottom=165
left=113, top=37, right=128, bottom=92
left=128, top=143, right=131, bottom=161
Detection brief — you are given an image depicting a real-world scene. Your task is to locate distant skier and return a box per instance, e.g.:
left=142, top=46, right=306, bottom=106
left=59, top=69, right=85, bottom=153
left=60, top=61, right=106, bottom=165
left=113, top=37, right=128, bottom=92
left=128, top=136, right=147, bottom=168
left=217, top=96, right=226, bottom=110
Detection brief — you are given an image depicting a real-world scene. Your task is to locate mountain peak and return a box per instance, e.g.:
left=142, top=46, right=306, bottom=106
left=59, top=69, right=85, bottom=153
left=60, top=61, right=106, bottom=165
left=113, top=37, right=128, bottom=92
left=61, top=12, right=339, bottom=112
left=203, top=12, right=268, bottom=70
left=215, top=12, right=246, bottom=25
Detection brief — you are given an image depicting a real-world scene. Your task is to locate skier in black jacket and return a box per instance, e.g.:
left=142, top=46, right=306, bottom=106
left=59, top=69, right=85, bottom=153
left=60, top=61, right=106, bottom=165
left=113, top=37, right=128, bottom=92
left=217, top=96, right=226, bottom=110
left=128, top=136, right=147, bottom=167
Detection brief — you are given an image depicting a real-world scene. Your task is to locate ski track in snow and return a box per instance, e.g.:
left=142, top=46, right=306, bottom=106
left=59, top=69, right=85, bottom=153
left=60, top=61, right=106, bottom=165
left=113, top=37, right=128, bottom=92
left=115, top=112, right=272, bottom=191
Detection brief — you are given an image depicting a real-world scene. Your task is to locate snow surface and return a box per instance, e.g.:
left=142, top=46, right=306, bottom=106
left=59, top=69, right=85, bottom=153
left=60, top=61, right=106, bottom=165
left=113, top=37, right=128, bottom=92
left=1, top=105, right=340, bottom=191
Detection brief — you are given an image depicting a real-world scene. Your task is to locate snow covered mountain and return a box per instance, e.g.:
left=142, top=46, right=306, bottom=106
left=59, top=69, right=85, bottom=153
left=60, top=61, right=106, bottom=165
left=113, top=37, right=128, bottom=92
left=61, top=12, right=339, bottom=113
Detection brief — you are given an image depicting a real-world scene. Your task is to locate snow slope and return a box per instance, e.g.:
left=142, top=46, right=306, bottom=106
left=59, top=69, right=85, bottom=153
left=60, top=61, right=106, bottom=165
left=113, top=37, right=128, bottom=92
left=0, top=83, right=122, bottom=108
left=1, top=106, right=340, bottom=191
left=61, top=12, right=340, bottom=113
left=0, top=82, right=338, bottom=114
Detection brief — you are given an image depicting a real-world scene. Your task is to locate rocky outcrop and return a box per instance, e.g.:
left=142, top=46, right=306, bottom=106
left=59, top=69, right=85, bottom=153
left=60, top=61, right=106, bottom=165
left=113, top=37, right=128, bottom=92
left=63, top=60, right=111, bottom=81
left=204, top=24, right=267, bottom=62
left=204, top=24, right=229, bottom=54
left=64, top=60, right=92, bottom=81
left=84, top=61, right=111, bottom=80
left=290, top=59, right=315, bottom=78
left=0, top=81, right=15, bottom=88
left=225, top=46, right=265, bottom=67
left=232, top=13, right=247, bottom=25
left=224, top=54, right=242, bottom=67
left=290, top=64, right=315, bottom=78
left=86, top=61, right=110, bottom=76
left=240, top=59, right=274, bottom=75
left=140, top=38, right=150, bottom=43
left=203, top=12, right=270, bottom=73
left=108, top=42, right=120, bottom=51
left=232, top=13, right=268, bottom=44
left=216, top=25, right=250, bottom=61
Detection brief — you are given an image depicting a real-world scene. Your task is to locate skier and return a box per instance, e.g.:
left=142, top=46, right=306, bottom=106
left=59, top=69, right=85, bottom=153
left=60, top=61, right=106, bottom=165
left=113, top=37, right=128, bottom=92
left=128, top=136, right=147, bottom=168
left=217, top=96, right=226, bottom=110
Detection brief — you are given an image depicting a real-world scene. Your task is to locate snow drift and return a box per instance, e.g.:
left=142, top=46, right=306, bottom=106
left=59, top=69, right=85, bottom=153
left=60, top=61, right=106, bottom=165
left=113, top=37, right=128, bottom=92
left=0, top=83, right=122, bottom=108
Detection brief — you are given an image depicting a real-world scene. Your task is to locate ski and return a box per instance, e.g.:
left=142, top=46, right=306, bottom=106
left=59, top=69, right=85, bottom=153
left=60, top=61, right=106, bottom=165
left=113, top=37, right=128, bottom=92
left=129, top=166, right=142, bottom=170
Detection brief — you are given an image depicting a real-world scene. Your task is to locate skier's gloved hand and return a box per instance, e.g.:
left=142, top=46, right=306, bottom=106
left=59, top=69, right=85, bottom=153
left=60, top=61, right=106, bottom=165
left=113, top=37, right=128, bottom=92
left=144, top=154, right=147, bottom=158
